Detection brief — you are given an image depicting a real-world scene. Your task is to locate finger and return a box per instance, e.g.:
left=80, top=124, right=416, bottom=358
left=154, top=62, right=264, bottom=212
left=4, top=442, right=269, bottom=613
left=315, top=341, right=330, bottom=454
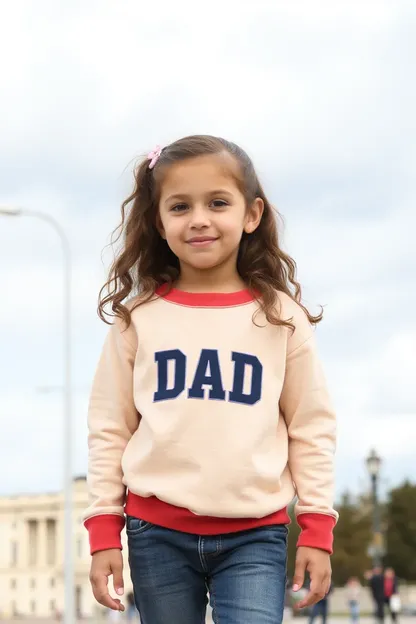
left=91, top=574, right=124, bottom=611
left=297, top=577, right=328, bottom=609
left=292, top=557, right=306, bottom=591
left=297, top=590, right=321, bottom=609
left=325, top=578, right=332, bottom=596
left=112, top=561, right=124, bottom=597
left=95, top=589, right=124, bottom=612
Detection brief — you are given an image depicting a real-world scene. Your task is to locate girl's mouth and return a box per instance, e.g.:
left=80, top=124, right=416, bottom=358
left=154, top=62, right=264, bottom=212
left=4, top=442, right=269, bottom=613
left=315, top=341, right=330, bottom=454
left=186, top=236, right=219, bottom=247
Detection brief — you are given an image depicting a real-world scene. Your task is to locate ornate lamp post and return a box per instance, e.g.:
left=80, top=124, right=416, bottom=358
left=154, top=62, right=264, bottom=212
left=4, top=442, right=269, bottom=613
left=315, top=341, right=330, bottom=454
left=366, top=449, right=383, bottom=567
left=0, top=206, right=74, bottom=624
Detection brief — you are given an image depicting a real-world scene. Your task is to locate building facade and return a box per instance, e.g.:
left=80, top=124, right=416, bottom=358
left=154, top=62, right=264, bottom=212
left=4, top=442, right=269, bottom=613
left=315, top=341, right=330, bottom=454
left=0, top=476, right=133, bottom=619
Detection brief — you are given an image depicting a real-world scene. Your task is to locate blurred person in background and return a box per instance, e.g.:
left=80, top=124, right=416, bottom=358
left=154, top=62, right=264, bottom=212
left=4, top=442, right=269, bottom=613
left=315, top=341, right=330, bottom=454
left=308, top=596, right=328, bottom=624
left=308, top=582, right=332, bottom=624
left=368, top=566, right=385, bottom=623
left=384, top=567, right=400, bottom=623
left=346, top=576, right=362, bottom=623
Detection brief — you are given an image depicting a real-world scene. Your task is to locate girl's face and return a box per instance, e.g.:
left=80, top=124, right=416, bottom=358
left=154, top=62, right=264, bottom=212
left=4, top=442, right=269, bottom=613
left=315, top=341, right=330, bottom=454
left=157, top=154, right=263, bottom=277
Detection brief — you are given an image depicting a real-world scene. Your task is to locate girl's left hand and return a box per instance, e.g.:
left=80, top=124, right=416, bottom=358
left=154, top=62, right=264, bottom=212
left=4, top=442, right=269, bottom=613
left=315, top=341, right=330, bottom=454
left=292, top=546, right=332, bottom=609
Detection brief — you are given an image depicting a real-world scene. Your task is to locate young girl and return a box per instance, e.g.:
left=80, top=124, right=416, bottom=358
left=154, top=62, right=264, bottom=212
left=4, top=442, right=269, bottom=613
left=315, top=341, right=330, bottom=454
left=346, top=576, right=362, bottom=623
left=84, top=135, right=338, bottom=624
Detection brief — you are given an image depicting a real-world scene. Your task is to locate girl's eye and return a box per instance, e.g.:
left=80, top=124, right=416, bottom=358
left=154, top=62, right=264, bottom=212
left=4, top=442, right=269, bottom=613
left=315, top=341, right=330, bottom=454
left=171, top=204, right=188, bottom=212
left=170, top=200, right=228, bottom=212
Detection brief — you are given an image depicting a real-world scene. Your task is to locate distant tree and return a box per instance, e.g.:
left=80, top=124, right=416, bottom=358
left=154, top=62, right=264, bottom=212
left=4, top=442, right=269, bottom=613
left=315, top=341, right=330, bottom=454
left=330, top=492, right=372, bottom=586
left=384, top=481, right=416, bottom=581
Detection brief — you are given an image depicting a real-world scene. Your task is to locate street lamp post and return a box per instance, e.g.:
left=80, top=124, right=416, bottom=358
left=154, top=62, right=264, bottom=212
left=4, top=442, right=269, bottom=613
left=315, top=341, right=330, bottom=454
left=0, top=206, right=74, bottom=624
left=366, top=448, right=383, bottom=568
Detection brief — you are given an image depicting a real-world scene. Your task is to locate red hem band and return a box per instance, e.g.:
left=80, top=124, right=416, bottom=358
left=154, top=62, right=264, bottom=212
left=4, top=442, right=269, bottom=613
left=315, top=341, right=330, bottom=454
left=296, top=512, right=336, bottom=554
left=85, top=498, right=335, bottom=555
left=155, top=285, right=255, bottom=307
left=125, top=491, right=291, bottom=534
left=85, top=514, right=125, bottom=555
left=86, top=493, right=291, bottom=553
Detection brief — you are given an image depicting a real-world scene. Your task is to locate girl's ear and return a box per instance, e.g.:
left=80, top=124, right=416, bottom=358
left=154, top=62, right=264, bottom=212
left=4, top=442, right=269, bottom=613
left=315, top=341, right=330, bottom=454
left=244, top=197, right=264, bottom=234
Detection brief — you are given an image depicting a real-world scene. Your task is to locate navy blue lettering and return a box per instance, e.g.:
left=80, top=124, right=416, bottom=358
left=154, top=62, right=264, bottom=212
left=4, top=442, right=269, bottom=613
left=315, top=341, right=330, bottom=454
left=153, top=349, right=186, bottom=402
left=188, top=349, right=226, bottom=400
left=228, top=351, right=263, bottom=405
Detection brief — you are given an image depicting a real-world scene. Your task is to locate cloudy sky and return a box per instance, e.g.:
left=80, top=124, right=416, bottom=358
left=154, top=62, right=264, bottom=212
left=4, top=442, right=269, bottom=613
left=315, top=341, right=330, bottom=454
left=0, top=0, right=414, bottom=502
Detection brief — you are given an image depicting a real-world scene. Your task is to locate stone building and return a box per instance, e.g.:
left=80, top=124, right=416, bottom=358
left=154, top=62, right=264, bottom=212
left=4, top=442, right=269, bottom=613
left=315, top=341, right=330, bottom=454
left=0, top=476, right=132, bottom=619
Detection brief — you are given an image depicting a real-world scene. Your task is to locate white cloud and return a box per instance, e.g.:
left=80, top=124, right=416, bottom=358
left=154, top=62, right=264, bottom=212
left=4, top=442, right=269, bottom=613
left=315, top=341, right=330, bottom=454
left=0, top=390, right=89, bottom=495
left=0, top=0, right=415, bottom=497
left=1, top=0, right=411, bottom=183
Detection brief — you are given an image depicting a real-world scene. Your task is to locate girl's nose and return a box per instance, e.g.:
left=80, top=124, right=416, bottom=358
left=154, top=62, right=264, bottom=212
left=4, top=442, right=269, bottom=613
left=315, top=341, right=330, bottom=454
left=189, top=206, right=211, bottom=229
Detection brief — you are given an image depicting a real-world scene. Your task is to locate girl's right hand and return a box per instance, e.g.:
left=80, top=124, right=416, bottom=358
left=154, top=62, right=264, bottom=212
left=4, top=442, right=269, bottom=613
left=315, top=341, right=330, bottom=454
left=89, top=548, right=125, bottom=612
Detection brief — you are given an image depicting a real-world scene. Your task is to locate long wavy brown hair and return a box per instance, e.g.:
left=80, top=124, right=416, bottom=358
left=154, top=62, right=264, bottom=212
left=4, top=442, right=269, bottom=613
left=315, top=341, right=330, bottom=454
left=98, top=134, right=323, bottom=330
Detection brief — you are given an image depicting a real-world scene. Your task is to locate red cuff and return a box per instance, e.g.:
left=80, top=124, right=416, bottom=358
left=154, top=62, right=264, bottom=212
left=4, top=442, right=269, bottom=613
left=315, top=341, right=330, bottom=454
left=296, top=513, right=336, bottom=554
left=84, top=514, right=125, bottom=555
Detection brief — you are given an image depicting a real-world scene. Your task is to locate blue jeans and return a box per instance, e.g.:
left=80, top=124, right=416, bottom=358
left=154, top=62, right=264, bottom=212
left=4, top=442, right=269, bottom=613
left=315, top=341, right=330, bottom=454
left=127, top=515, right=288, bottom=624
left=349, top=599, right=360, bottom=623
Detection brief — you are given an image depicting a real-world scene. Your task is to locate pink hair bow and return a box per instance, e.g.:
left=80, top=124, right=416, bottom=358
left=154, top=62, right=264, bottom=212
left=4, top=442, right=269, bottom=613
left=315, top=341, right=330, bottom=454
left=148, top=145, right=163, bottom=169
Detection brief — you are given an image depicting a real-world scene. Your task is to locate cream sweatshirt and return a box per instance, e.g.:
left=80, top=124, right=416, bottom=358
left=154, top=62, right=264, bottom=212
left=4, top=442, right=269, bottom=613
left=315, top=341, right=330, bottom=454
left=84, top=287, right=338, bottom=554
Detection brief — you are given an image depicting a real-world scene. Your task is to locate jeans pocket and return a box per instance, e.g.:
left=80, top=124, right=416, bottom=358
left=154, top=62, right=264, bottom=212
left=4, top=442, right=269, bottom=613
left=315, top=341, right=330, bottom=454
left=126, top=514, right=154, bottom=535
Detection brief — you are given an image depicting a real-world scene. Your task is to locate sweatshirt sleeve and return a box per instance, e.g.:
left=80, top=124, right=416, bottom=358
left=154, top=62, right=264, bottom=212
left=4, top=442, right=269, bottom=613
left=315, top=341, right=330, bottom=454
left=83, top=316, right=140, bottom=555
left=279, top=305, right=338, bottom=554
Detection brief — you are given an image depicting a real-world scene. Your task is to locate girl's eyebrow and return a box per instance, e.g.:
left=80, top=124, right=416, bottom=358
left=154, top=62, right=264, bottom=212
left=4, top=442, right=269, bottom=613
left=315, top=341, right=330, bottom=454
left=164, top=189, right=234, bottom=204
